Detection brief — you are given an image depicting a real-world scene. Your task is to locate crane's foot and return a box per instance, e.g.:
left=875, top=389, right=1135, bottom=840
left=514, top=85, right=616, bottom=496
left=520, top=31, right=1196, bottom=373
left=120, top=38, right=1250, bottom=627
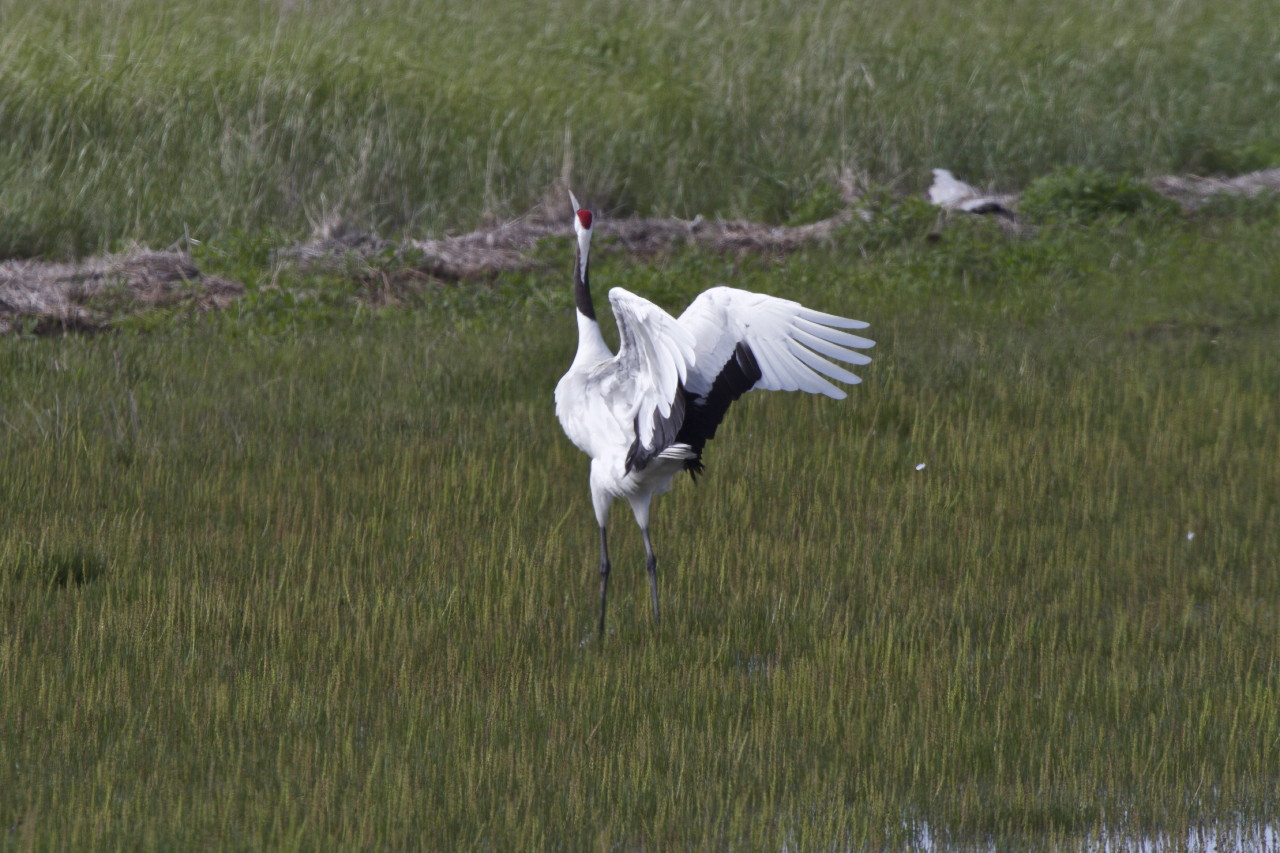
left=598, top=558, right=612, bottom=638
left=647, top=554, right=660, bottom=624
left=597, top=525, right=611, bottom=639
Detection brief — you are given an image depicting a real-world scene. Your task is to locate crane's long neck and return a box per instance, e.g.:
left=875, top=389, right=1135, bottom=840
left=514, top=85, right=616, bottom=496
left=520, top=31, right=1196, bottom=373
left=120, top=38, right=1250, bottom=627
left=572, top=232, right=611, bottom=367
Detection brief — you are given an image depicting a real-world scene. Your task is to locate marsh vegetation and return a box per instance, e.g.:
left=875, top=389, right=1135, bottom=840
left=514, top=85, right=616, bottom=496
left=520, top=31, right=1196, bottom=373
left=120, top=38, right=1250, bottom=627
left=2, top=0, right=1278, bottom=848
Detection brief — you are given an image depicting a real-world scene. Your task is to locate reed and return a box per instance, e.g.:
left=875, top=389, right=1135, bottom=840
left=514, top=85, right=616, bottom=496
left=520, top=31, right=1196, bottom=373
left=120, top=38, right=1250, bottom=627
left=2, top=212, right=1277, bottom=848
left=1, top=0, right=1278, bottom=257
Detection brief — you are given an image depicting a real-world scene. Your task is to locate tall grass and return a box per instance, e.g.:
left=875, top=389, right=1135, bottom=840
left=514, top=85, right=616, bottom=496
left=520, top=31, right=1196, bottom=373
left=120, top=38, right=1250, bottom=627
left=1, top=0, right=1279, bottom=256
left=2, top=214, right=1278, bottom=847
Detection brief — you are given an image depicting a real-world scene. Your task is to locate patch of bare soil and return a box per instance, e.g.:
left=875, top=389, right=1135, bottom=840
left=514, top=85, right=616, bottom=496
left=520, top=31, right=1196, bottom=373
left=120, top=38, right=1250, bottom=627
left=1148, top=169, right=1280, bottom=207
left=5, top=167, right=1277, bottom=332
left=0, top=250, right=243, bottom=335
left=291, top=169, right=1280, bottom=290
left=925, top=166, right=1280, bottom=220
left=282, top=189, right=865, bottom=286
left=284, top=213, right=865, bottom=309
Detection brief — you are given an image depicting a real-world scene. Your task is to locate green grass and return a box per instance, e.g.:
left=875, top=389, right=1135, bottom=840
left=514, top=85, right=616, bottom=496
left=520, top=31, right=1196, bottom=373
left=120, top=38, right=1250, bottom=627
left=3, top=0, right=1280, bottom=256
left=2, top=212, right=1278, bottom=848
left=3, top=0, right=1279, bottom=846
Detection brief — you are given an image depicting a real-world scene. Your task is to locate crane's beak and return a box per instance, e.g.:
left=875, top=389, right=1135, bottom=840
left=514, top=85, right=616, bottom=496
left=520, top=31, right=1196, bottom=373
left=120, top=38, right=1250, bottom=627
left=569, top=190, right=593, bottom=241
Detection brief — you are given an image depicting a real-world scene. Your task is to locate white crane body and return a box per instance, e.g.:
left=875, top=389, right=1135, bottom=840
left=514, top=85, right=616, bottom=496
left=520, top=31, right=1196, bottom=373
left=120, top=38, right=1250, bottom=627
left=554, top=194, right=874, bottom=636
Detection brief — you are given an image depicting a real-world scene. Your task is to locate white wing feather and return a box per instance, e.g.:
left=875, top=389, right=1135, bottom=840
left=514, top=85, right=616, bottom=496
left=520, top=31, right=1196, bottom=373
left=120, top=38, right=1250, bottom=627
left=607, top=287, right=697, bottom=448
left=677, top=286, right=873, bottom=400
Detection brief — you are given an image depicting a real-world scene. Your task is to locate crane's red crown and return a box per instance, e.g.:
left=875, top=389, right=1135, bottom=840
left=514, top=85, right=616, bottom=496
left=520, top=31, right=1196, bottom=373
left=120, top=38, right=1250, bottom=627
left=576, top=209, right=593, bottom=230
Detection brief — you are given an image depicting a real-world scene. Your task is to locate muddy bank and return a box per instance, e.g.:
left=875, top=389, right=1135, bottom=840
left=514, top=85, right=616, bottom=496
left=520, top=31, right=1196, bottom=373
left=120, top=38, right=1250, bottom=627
left=3, top=168, right=1277, bottom=333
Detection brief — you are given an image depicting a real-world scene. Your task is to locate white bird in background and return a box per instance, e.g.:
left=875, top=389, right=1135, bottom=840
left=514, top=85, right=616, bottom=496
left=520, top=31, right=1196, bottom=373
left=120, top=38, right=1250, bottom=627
left=554, top=193, right=875, bottom=637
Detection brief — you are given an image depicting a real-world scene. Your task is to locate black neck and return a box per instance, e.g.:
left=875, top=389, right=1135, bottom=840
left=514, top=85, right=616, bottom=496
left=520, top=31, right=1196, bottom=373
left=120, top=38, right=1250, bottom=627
left=574, top=245, right=595, bottom=320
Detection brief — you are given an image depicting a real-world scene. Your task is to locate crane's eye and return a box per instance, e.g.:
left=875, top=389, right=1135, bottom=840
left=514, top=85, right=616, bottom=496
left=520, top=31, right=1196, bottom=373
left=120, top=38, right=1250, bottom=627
left=576, top=209, right=593, bottom=230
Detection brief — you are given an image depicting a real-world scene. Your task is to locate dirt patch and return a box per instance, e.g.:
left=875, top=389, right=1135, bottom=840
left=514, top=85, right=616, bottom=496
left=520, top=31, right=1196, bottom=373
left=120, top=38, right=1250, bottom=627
left=1149, top=169, right=1280, bottom=208
left=283, top=193, right=865, bottom=286
left=0, top=250, right=243, bottom=335
left=292, top=168, right=1280, bottom=287
left=5, top=167, right=1278, bottom=332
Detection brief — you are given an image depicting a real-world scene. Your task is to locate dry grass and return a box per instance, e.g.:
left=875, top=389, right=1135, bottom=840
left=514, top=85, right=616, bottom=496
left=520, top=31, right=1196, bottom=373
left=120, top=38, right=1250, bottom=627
left=4, top=0, right=1280, bottom=259
left=0, top=250, right=242, bottom=335
left=3, top=167, right=1276, bottom=332
left=1150, top=168, right=1280, bottom=208
left=279, top=167, right=1280, bottom=285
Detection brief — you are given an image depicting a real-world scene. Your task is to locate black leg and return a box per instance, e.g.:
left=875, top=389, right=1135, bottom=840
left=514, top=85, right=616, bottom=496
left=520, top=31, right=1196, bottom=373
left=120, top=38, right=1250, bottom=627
left=642, top=528, right=659, bottom=624
left=598, top=526, right=611, bottom=638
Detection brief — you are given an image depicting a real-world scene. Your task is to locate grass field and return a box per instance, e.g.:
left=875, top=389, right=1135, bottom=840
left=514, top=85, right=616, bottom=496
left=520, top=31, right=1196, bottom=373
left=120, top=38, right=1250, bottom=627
left=3, top=0, right=1280, bottom=848
left=4, top=209, right=1280, bottom=848
left=2, top=0, right=1280, bottom=257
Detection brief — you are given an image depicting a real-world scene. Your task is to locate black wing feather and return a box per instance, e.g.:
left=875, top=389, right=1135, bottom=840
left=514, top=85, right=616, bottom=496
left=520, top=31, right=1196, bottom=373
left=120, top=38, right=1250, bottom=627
left=624, top=385, right=688, bottom=474
left=674, top=342, right=762, bottom=478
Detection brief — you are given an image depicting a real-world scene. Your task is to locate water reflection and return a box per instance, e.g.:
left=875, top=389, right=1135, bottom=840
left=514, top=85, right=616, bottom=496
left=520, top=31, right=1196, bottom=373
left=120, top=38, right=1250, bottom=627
left=902, top=820, right=1278, bottom=852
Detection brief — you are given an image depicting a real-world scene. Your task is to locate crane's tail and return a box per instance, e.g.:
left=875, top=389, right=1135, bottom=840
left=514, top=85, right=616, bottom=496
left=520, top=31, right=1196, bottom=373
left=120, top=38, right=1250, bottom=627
left=657, top=443, right=697, bottom=463
left=655, top=443, right=704, bottom=480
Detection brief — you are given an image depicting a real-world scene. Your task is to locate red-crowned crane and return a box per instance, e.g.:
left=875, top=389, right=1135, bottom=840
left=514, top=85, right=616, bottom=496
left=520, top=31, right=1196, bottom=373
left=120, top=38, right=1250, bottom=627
left=554, top=193, right=874, bottom=637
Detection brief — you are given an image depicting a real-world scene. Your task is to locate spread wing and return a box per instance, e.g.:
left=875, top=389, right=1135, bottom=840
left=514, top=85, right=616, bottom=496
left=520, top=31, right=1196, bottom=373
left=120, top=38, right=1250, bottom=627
left=605, top=287, right=698, bottom=471
left=673, top=286, right=873, bottom=468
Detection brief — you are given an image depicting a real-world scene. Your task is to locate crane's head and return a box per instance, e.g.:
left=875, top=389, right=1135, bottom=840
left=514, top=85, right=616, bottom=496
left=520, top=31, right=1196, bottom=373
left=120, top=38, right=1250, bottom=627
left=569, top=190, right=593, bottom=272
left=569, top=191, right=593, bottom=232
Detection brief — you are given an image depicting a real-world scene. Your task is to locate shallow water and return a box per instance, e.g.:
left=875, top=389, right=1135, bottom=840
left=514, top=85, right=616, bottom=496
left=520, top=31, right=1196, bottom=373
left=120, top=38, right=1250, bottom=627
left=906, top=820, right=1279, bottom=852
